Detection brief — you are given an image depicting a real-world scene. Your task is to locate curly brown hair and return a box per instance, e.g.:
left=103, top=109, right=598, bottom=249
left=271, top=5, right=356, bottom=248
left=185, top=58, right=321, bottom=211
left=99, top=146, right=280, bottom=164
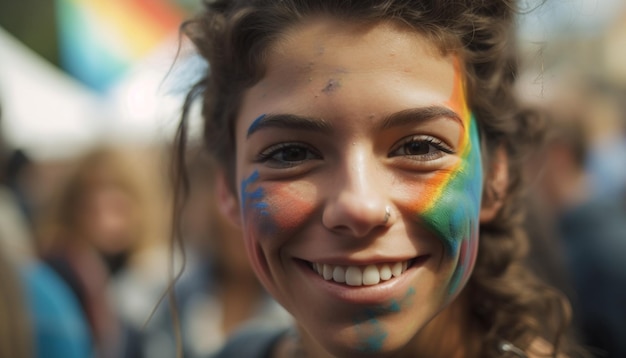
left=173, top=0, right=575, bottom=356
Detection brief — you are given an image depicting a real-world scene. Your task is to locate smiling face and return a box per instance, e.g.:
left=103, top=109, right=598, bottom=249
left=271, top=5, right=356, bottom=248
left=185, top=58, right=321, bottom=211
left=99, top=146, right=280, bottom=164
left=226, top=19, right=489, bottom=356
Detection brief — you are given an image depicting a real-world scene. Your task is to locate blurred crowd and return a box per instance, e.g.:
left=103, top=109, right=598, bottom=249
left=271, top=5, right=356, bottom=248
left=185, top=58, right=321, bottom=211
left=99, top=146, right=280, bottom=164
left=518, top=10, right=626, bottom=357
left=0, top=2, right=625, bottom=358
left=0, top=126, right=291, bottom=358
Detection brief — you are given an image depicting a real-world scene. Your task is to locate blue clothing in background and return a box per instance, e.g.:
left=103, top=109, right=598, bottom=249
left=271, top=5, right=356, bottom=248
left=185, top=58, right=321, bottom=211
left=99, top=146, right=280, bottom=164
left=586, top=136, right=626, bottom=200
left=559, top=192, right=626, bottom=358
left=22, top=262, right=93, bottom=358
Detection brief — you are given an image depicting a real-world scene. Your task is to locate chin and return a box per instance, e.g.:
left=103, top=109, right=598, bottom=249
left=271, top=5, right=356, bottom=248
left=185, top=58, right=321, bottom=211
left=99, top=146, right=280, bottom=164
left=299, top=307, right=432, bottom=358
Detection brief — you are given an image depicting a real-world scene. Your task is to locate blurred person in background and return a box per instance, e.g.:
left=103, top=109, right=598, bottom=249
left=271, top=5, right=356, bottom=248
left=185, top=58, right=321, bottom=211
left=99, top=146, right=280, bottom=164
left=585, top=9, right=626, bottom=201
left=141, top=146, right=290, bottom=358
left=2, top=148, right=37, bottom=227
left=0, top=100, right=92, bottom=358
left=526, top=81, right=626, bottom=358
left=35, top=145, right=171, bottom=358
left=0, top=243, right=32, bottom=358
left=1, top=230, right=94, bottom=358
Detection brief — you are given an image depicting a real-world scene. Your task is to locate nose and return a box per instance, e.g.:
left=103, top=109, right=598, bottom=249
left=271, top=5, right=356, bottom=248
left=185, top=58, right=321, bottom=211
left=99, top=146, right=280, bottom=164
left=322, top=149, right=393, bottom=238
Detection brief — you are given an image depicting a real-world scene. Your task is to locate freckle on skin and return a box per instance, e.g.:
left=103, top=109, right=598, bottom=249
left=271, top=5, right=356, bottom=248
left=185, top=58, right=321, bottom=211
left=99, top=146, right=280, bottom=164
left=321, top=79, right=341, bottom=93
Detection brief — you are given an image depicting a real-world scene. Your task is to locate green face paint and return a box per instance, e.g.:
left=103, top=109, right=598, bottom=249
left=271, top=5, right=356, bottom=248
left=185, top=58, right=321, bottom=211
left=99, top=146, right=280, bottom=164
left=409, top=71, right=483, bottom=296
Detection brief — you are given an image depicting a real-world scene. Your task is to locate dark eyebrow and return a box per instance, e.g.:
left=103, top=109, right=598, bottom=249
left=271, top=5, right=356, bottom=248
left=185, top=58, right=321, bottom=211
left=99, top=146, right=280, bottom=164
left=246, top=113, right=333, bottom=138
left=378, top=106, right=463, bottom=131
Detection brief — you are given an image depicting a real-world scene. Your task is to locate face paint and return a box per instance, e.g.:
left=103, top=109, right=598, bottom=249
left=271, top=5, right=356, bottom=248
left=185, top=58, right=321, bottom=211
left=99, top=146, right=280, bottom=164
left=240, top=170, right=274, bottom=234
left=410, top=66, right=483, bottom=295
left=241, top=170, right=319, bottom=239
left=263, top=182, right=317, bottom=234
left=247, top=114, right=266, bottom=137
left=354, top=315, right=387, bottom=353
left=354, top=287, right=416, bottom=352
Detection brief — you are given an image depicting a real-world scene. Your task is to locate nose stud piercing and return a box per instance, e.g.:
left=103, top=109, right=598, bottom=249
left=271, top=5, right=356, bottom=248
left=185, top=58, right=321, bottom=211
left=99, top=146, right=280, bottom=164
left=497, top=340, right=528, bottom=358
left=383, top=206, right=391, bottom=224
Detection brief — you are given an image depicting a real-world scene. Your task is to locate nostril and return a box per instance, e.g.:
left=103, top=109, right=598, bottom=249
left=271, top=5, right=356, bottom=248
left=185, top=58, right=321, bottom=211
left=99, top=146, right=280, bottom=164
left=322, top=198, right=392, bottom=238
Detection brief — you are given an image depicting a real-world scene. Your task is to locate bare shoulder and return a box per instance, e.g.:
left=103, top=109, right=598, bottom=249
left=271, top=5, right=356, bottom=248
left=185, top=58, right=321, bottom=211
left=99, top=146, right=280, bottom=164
left=527, top=337, right=568, bottom=358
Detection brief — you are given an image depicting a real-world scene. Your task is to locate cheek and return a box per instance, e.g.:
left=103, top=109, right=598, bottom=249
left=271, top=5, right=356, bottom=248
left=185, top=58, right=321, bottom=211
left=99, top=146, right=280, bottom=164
left=405, top=118, right=483, bottom=295
left=405, top=160, right=482, bottom=256
left=263, top=181, right=318, bottom=236
left=421, top=162, right=482, bottom=254
left=240, top=171, right=272, bottom=234
left=240, top=173, right=317, bottom=241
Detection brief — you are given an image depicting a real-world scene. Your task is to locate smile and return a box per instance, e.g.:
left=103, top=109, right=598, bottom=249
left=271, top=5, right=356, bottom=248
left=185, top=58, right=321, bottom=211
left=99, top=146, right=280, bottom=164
left=309, top=260, right=415, bottom=287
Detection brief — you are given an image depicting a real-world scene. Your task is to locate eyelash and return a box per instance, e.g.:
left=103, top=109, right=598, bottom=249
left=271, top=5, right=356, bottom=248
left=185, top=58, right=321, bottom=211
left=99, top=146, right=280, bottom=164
left=389, top=135, right=455, bottom=161
left=255, top=135, right=453, bottom=168
left=256, top=142, right=322, bottom=168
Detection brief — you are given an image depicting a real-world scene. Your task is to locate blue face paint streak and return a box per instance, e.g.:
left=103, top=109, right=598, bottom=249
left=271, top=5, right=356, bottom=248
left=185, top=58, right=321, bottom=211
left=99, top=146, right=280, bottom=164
left=391, top=286, right=416, bottom=312
left=353, top=287, right=416, bottom=352
left=240, top=170, right=275, bottom=233
left=247, top=114, right=266, bottom=137
left=445, top=115, right=483, bottom=294
left=354, top=314, right=387, bottom=353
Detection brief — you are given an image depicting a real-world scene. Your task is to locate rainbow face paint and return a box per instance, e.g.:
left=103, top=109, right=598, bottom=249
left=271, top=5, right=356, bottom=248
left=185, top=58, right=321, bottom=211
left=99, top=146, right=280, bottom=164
left=411, top=69, right=482, bottom=296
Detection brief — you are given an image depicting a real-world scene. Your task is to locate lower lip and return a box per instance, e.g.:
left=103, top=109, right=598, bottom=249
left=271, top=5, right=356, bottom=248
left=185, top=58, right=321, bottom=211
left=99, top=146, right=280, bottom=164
left=297, top=257, right=429, bottom=305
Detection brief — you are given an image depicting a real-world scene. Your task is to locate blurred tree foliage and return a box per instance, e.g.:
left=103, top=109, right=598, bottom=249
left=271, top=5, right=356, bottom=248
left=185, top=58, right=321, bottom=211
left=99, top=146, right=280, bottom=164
left=0, top=0, right=60, bottom=67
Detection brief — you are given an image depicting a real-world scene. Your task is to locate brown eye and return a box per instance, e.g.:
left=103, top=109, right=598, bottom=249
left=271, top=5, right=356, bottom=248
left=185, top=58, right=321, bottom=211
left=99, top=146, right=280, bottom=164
left=389, top=135, right=454, bottom=161
left=280, top=147, right=308, bottom=162
left=257, top=142, right=322, bottom=168
left=403, top=141, right=431, bottom=156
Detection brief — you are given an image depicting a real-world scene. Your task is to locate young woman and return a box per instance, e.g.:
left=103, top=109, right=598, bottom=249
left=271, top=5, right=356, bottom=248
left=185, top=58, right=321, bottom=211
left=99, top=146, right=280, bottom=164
left=173, top=1, right=576, bottom=357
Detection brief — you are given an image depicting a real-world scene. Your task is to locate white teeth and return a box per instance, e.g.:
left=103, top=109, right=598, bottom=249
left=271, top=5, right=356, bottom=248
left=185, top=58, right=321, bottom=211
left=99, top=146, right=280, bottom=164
left=379, top=264, right=392, bottom=280
left=323, top=265, right=333, bottom=280
left=392, top=262, right=403, bottom=277
left=312, top=260, right=411, bottom=286
left=345, top=266, right=362, bottom=286
left=362, top=265, right=380, bottom=286
left=333, top=266, right=346, bottom=283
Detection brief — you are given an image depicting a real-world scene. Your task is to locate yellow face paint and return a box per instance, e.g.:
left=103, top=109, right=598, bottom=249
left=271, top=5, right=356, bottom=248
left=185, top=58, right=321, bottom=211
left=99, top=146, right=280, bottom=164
left=412, top=64, right=482, bottom=294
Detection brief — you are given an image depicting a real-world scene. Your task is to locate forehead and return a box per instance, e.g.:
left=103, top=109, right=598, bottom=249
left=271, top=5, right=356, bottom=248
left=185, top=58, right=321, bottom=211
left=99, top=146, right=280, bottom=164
left=267, top=18, right=452, bottom=86
left=238, top=18, right=460, bottom=135
left=280, top=18, right=436, bottom=55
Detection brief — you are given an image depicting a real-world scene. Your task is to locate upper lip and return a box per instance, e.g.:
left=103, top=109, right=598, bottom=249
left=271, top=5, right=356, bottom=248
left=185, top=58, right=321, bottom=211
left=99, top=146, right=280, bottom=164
left=298, top=255, right=423, bottom=267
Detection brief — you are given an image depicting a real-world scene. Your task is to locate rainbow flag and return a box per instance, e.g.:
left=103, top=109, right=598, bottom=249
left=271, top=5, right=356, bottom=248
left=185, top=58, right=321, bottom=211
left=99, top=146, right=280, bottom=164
left=55, top=0, right=185, bottom=92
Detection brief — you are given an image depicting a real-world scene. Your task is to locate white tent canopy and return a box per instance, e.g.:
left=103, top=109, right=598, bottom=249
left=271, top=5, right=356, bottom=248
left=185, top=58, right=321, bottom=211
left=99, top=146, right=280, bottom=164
left=103, top=37, right=205, bottom=146
left=0, top=28, right=200, bottom=161
left=0, top=26, right=106, bottom=160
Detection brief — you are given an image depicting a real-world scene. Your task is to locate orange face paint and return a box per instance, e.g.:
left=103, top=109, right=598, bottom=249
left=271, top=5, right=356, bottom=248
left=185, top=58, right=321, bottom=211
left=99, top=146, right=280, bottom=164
left=412, top=65, right=482, bottom=294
